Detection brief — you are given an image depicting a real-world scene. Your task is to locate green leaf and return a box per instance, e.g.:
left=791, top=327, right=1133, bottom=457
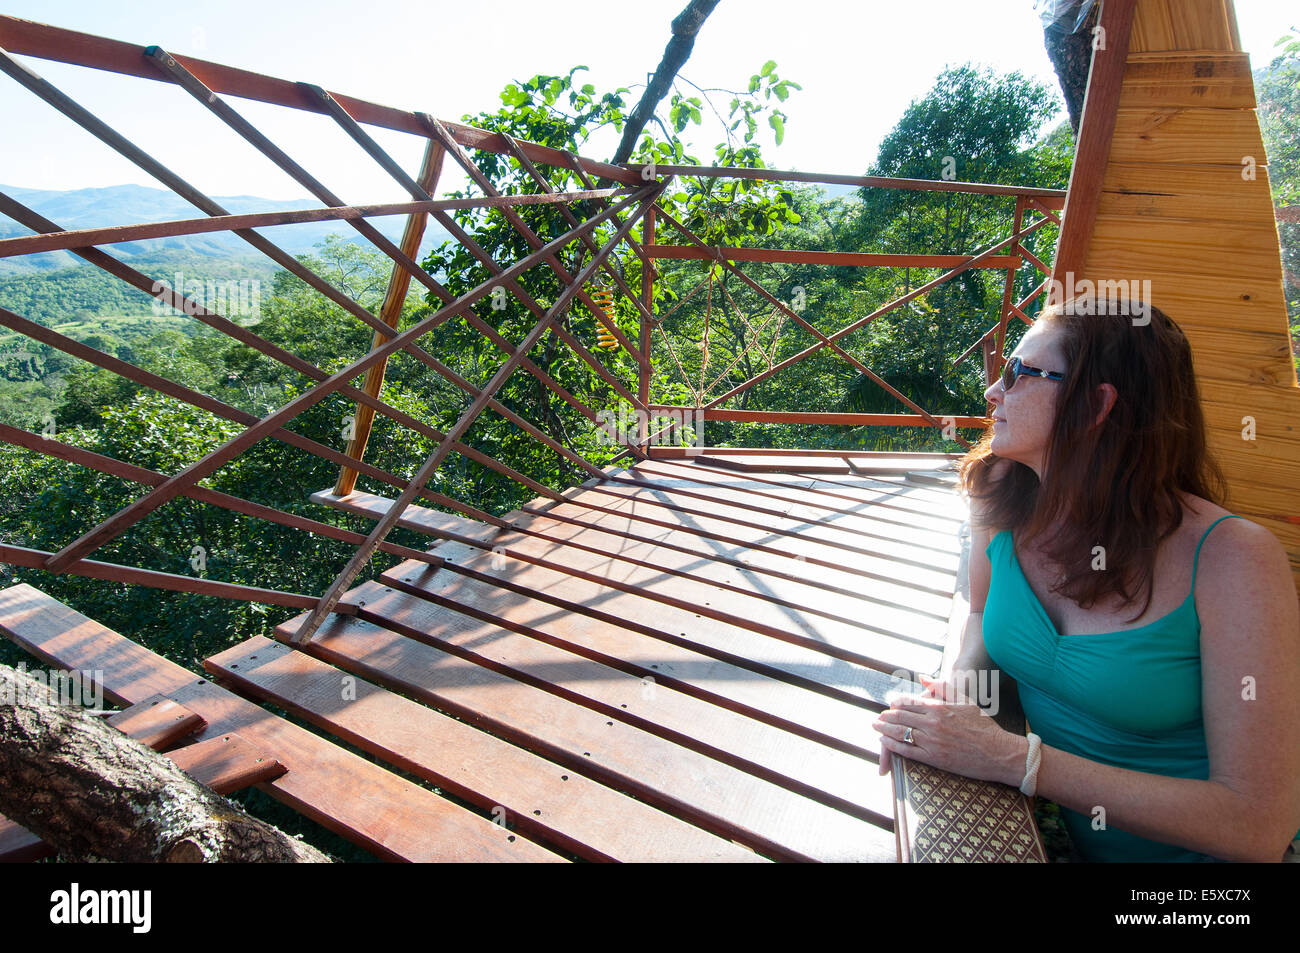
left=761, top=60, right=777, bottom=78
left=768, top=113, right=785, bottom=145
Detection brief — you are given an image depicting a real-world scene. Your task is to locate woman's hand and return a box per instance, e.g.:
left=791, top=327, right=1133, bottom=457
left=872, top=673, right=1028, bottom=785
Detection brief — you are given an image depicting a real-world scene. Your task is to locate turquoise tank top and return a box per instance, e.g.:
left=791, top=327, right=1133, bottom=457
left=982, top=513, right=1300, bottom=862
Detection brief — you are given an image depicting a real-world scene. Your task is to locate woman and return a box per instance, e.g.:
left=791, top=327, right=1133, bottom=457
left=872, top=300, right=1300, bottom=862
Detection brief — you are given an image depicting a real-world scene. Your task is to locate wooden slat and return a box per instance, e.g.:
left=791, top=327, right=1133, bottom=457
left=322, top=486, right=947, bottom=676
left=207, top=637, right=763, bottom=862
left=275, top=599, right=899, bottom=862
left=419, top=540, right=941, bottom=675
left=663, top=457, right=971, bottom=519
left=527, top=480, right=960, bottom=602
left=649, top=447, right=960, bottom=459
left=1099, top=162, right=1278, bottom=225
left=568, top=480, right=960, bottom=583
left=690, top=453, right=853, bottom=473
left=1119, top=51, right=1255, bottom=108
left=104, top=694, right=206, bottom=749
left=347, top=568, right=885, bottom=756
left=633, top=458, right=968, bottom=533
left=544, top=483, right=958, bottom=593
left=378, top=555, right=908, bottom=706
left=162, top=730, right=287, bottom=794
left=469, top=503, right=954, bottom=636
left=515, top=499, right=954, bottom=619
left=604, top=465, right=964, bottom=561
left=272, top=593, right=896, bottom=824
left=1087, top=223, right=1287, bottom=284
left=0, top=584, right=561, bottom=862
left=1108, top=107, right=1266, bottom=166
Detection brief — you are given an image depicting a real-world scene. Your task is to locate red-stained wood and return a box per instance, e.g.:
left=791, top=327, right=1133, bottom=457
left=629, top=163, right=1067, bottom=202
left=0, top=16, right=639, bottom=185
left=544, top=486, right=959, bottom=603
left=1050, top=0, right=1138, bottom=300
left=0, top=423, right=440, bottom=568
left=463, top=502, right=955, bottom=640
left=0, top=543, right=355, bottom=611
left=336, top=139, right=446, bottom=496
left=0, top=584, right=560, bottom=862
left=105, top=695, right=206, bottom=750
left=518, top=498, right=953, bottom=613
left=39, top=190, right=646, bottom=575
left=315, top=488, right=947, bottom=675
left=645, top=446, right=960, bottom=460
left=275, top=598, right=898, bottom=862
left=0, top=189, right=622, bottom=258
left=646, top=245, right=1023, bottom=269
left=643, top=454, right=967, bottom=517
left=533, top=480, right=960, bottom=590
left=163, top=731, right=288, bottom=793
left=308, top=581, right=896, bottom=823
left=640, top=206, right=656, bottom=444
left=209, top=637, right=761, bottom=862
left=608, top=459, right=964, bottom=549
left=642, top=406, right=992, bottom=428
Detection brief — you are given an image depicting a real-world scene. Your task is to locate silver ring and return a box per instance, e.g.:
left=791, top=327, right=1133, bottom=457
left=903, top=726, right=915, bottom=744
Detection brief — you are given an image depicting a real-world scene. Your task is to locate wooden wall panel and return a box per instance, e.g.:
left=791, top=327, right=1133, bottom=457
left=1077, top=0, right=1300, bottom=587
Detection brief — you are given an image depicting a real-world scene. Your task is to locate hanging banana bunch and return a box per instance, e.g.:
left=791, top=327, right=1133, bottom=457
left=589, top=285, right=618, bottom=349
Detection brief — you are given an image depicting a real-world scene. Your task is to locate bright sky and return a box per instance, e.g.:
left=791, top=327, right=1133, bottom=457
left=0, top=0, right=1294, bottom=201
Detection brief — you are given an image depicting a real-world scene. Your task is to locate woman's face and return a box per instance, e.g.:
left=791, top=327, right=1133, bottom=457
left=983, top=320, right=1067, bottom=480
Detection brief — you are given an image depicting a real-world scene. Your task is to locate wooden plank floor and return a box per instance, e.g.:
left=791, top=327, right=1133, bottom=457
left=279, top=452, right=970, bottom=862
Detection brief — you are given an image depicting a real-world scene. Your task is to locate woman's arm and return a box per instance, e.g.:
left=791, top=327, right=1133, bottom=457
left=1028, top=519, right=1300, bottom=862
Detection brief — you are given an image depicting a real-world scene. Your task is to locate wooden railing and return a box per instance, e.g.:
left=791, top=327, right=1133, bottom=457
left=0, top=16, right=1065, bottom=642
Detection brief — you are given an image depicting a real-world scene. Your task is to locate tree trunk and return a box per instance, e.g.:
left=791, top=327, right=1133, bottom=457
left=1043, top=0, right=1100, bottom=136
left=606, top=0, right=722, bottom=171
left=0, top=663, right=330, bottom=862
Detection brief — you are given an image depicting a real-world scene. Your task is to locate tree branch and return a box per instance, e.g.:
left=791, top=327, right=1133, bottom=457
left=0, top=663, right=331, bottom=862
left=607, top=0, right=722, bottom=170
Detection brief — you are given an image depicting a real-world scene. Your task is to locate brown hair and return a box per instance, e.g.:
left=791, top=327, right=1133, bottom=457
left=958, top=300, right=1229, bottom=623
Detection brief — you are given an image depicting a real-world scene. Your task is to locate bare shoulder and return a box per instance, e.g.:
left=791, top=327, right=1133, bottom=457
left=1187, top=496, right=1296, bottom=633
left=1179, top=493, right=1280, bottom=564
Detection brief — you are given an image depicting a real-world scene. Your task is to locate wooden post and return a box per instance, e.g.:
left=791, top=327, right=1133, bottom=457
left=993, top=196, right=1025, bottom=376
left=333, top=139, right=445, bottom=496
left=638, top=206, right=656, bottom=450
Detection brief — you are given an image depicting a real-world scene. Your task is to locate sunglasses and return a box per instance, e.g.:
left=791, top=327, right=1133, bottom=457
left=1000, top=355, right=1065, bottom=392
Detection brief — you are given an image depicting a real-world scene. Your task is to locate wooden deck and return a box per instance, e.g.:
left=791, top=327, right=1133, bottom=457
left=3, top=450, right=995, bottom=861
left=276, top=451, right=970, bottom=861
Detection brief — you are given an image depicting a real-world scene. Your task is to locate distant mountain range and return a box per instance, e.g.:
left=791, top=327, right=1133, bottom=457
left=0, top=183, right=453, bottom=275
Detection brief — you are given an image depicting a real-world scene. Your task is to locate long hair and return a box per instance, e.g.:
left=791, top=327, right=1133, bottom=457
left=958, top=300, right=1229, bottom=623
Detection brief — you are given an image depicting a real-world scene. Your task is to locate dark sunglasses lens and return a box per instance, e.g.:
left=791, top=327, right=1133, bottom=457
left=1002, top=358, right=1017, bottom=390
